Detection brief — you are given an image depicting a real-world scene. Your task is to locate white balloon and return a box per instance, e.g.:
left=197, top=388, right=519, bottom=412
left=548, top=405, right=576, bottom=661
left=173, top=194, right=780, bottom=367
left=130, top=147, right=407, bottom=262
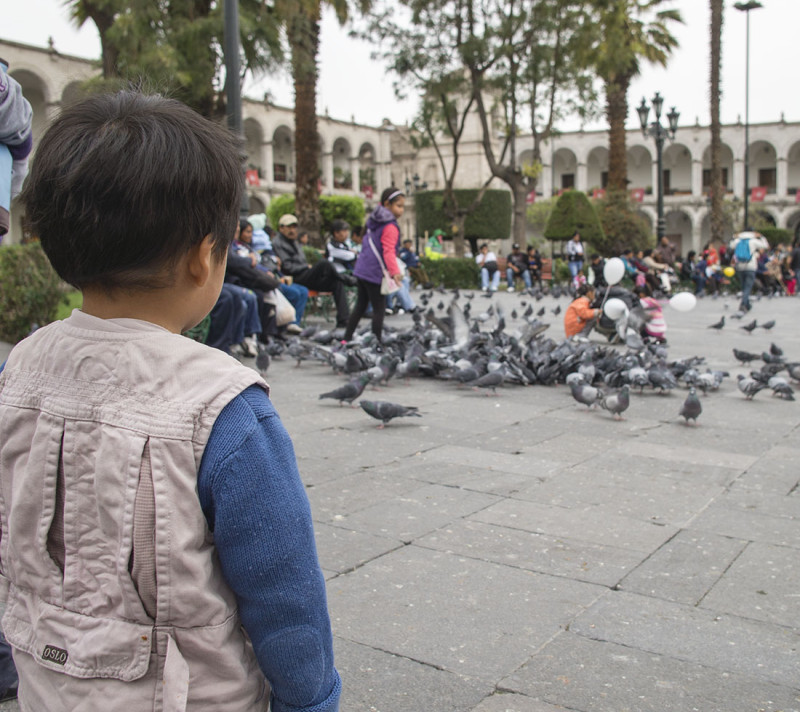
left=603, top=257, right=626, bottom=285
left=604, top=297, right=628, bottom=320
left=669, top=292, right=697, bottom=313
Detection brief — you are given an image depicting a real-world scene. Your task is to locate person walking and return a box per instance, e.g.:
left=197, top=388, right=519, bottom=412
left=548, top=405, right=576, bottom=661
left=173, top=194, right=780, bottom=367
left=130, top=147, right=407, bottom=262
left=731, top=229, right=769, bottom=312
left=343, top=187, right=405, bottom=344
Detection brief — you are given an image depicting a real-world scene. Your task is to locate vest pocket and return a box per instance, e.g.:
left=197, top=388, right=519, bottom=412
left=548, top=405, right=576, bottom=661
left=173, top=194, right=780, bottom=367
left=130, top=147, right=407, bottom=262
left=2, top=589, right=152, bottom=681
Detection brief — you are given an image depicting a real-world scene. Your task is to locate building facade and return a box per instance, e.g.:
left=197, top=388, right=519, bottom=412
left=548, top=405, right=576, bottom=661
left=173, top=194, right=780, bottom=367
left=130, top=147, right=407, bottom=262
left=3, top=37, right=799, bottom=256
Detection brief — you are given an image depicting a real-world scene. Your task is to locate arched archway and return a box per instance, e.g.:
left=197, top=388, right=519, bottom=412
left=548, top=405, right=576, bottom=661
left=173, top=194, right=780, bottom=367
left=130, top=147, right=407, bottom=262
left=662, top=143, right=692, bottom=195
left=586, top=146, right=609, bottom=191
left=552, top=148, right=577, bottom=193
left=749, top=140, right=777, bottom=194
left=664, top=209, right=692, bottom=255
left=627, top=144, right=652, bottom=193
left=786, top=140, right=800, bottom=198
left=358, top=142, right=377, bottom=193
left=332, top=137, right=352, bottom=189
left=702, top=143, right=734, bottom=195
left=244, top=118, right=264, bottom=177
left=10, top=69, right=48, bottom=149
left=272, top=126, right=294, bottom=183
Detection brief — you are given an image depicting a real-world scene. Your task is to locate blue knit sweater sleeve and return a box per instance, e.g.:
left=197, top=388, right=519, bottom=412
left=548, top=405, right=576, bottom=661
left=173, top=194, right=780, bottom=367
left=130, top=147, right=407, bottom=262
left=198, top=386, right=340, bottom=712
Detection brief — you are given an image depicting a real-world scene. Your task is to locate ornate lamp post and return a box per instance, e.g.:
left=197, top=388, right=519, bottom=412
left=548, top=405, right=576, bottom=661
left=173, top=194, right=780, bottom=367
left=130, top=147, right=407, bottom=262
left=223, top=0, right=249, bottom=217
left=734, top=1, right=763, bottom=229
left=637, top=93, right=680, bottom=241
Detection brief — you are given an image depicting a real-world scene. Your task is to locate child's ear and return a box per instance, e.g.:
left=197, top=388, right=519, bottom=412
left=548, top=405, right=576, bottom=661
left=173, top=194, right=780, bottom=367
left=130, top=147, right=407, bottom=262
left=186, top=235, right=215, bottom=287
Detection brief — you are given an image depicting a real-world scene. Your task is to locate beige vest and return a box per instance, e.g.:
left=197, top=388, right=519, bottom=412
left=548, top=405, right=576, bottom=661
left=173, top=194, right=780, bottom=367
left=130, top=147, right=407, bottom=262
left=0, top=311, right=269, bottom=712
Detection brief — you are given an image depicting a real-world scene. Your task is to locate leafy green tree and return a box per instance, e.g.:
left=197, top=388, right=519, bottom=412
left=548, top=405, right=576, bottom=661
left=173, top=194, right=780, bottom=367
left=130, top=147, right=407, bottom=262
left=67, top=0, right=282, bottom=118
left=594, top=191, right=653, bottom=254
left=578, top=0, right=682, bottom=193
left=275, top=0, right=370, bottom=246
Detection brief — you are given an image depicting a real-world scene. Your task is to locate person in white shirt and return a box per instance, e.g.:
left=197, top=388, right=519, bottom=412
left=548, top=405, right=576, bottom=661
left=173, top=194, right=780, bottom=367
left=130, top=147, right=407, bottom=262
left=476, top=243, right=500, bottom=291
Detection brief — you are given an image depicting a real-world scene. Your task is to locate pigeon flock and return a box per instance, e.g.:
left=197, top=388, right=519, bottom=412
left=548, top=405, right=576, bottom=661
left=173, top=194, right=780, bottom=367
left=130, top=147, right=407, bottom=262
left=252, top=285, right=798, bottom=427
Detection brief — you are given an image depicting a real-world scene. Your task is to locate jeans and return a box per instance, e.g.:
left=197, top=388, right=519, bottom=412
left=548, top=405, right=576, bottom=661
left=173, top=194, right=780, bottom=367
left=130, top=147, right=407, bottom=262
left=481, top=268, right=500, bottom=290
left=739, top=269, right=756, bottom=310
left=506, top=267, right=531, bottom=289
left=568, top=259, right=583, bottom=280
left=280, top=283, right=308, bottom=325
left=0, top=632, right=17, bottom=695
left=226, top=285, right=261, bottom=338
left=207, top=284, right=246, bottom=352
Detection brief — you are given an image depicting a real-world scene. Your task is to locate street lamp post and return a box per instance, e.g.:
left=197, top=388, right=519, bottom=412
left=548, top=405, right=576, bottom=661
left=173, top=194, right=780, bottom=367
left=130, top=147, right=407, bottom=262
left=734, top=1, right=763, bottom=229
left=223, top=0, right=249, bottom=217
left=637, top=93, right=680, bottom=242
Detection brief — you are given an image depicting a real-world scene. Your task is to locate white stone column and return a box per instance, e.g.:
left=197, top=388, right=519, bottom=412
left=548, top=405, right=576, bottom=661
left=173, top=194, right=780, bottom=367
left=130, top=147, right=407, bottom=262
left=262, top=141, right=273, bottom=186
left=691, top=159, right=703, bottom=197
left=540, top=161, right=553, bottom=198
left=651, top=159, right=660, bottom=197
left=322, top=152, right=334, bottom=192
left=776, top=157, right=788, bottom=198
left=349, top=156, right=360, bottom=191
left=576, top=162, right=588, bottom=192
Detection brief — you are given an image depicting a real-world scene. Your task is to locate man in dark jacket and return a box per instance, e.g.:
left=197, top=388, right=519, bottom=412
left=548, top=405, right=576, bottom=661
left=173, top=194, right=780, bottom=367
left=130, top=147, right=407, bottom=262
left=272, top=213, right=354, bottom=328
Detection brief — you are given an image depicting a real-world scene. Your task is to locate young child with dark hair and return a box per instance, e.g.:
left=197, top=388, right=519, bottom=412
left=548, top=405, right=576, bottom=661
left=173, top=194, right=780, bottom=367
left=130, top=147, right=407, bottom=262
left=0, top=91, right=340, bottom=712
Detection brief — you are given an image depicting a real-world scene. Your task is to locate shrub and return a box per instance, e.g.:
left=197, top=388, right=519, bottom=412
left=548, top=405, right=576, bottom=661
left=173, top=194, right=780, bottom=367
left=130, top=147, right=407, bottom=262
left=760, top=227, right=792, bottom=246
left=594, top=191, right=654, bottom=255
left=419, top=257, right=479, bottom=288
left=415, top=190, right=512, bottom=245
left=266, top=194, right=366, bottom=234
left=0, top=243, right=67, bottom=343
left=544, top=190, right=605, bottom=252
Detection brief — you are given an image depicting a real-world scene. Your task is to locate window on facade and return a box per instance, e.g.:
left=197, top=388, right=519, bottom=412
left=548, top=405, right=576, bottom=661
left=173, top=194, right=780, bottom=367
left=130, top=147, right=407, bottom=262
left=758, top=168, right=777, bottom=194
left=702, top=168, right=729, bottom=192
left=662, top=170, right=671, bottom=195
left=601, top=171, right=608, bottom=189
left=274, top=163, right=287, bottom=182
left=561, top=174, right=575, bottom=189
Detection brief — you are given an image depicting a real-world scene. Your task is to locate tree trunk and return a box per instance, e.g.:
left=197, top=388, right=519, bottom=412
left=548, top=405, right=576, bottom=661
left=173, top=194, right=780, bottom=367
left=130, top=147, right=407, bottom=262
left=709, top=0, right=725, bottom=244
left=605, top=75, right=631, bottom=194
left=81, top=1, right=118, bottom=78
left=289, top=10, right=322, bottom=246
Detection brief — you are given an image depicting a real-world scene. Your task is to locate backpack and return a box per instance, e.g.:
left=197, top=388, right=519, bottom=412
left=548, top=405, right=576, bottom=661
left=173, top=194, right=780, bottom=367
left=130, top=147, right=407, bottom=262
left=734, top=238, right=752, bottom=263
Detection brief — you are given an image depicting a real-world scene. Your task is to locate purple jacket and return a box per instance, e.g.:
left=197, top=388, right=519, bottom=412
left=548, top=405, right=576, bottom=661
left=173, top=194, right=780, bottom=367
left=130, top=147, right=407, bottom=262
left=353, top=205, right=400, bottom=285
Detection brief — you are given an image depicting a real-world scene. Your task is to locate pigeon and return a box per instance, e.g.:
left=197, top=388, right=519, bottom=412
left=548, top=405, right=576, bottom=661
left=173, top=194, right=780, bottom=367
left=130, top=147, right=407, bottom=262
left=679, top=387, right=702, bottom=425
left=760, top=320, right=776, bottom=330
left=570, top=382, right=602, bottom=409
left=733, top=348, right=760, bottom=364
left=470, top=369, right=505, bottom=396
left=359, top=400, right=422, bottom=428
left=319, top=375, right=369, bottom=406
left=600, top=385, right=630, bottom=420
left=740, top=319, right=758, bottom=333
left=255, top=344, right=271, bottom=376
left=737, top=374, right=766, bottom=400
left=551, top=305, right=561, bottom=316
left=787, top=363, right=800, bottom=382
left=707, top=316, right=725, bottom=330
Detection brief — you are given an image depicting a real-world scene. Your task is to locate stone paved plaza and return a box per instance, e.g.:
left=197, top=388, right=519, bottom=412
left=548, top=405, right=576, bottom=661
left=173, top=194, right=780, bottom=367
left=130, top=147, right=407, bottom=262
left=1, top=290, right=798, bottom=711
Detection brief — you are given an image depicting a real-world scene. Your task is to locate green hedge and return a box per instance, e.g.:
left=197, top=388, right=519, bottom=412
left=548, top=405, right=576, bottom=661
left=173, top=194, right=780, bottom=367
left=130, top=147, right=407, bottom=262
left=544, top=190, right=605, bottom=247
left=0, top=243, right=67, bottom=343
left=760, top=227, right=792, bottom=246
left=415, top=190, right=512, bottom=242
left=419, top=257, right=479, bottom=288
left=266, top=194, right=366, bottom=233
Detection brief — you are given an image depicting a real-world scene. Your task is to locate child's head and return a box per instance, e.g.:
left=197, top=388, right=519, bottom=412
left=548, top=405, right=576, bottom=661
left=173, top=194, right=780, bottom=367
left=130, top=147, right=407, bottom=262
left=23, top=90, right=244, bottom=293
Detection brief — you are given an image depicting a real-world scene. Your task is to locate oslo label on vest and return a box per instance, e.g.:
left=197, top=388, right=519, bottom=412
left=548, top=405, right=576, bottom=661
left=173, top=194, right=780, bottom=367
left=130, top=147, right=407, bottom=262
left=42, top=645, right=68, bottom=665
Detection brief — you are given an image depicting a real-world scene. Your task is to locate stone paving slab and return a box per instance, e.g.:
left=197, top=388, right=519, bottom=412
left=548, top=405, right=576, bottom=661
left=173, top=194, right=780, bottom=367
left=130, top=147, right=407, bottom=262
left=619, top=529, right=747, bottom=605
left=698, top=541, right=800, bottom=626
left=334, top=638, right=492, bottom=712
left=416, top=519, right=644, bottom=588
left=472, top=498, right=679, bottom=553
left=571, top=589, right=800, bottom=688
left=503, top=631, right=800, bottom=712
left=327, top=545, right=604, bottom=681
left=689, top=501, right=800, bottom=548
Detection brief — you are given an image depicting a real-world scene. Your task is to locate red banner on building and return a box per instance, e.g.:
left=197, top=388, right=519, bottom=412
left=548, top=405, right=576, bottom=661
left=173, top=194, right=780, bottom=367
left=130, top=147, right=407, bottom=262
left=592, top=188, right=606, bottom=200
left=526, top=190, right=536, bottom=205
left=630, top=188, right=645, bottom=203
left=245, top=169, right=260, bottom=187
left=750, top=186, right=767, bottom=202
left=795, top=189, right=800, bottom=204
left=363, top=185, right=374, bottom=200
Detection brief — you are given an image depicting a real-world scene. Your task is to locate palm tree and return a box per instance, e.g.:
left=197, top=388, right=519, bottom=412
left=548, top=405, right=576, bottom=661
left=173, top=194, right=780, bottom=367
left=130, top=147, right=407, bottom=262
left=709, top=0, right=725, bottom=243
left=581, top=0, right=683, bottom=194
left=279, top=1, right=370, bottom=245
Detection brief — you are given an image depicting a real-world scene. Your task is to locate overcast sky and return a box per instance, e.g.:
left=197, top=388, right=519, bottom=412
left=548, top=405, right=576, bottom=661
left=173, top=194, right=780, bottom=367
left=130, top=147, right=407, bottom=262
left=4, top=0, right=798, bottom=131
